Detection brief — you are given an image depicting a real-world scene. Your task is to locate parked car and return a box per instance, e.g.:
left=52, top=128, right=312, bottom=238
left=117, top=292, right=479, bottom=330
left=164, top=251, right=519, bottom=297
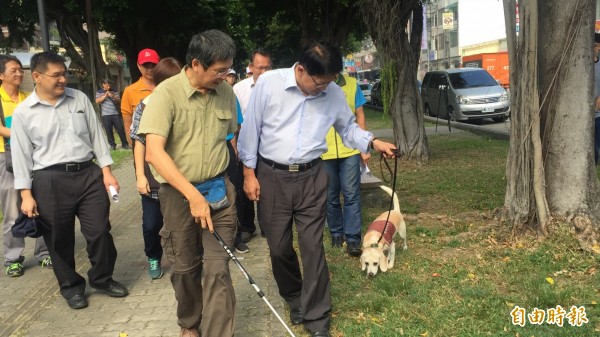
left=370, top=81, right=383, bottom=106
left=421, top=68, right=510, bottom=122
left=359, top=83, right=372, bottom=102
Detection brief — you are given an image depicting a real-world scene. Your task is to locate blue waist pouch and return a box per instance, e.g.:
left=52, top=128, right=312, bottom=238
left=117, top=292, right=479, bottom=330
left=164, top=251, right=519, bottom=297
left=194, top=176, right=230, bottom=211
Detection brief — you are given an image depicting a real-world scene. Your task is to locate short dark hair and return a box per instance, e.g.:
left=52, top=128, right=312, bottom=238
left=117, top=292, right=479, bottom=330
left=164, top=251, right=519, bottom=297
left=153, top=57, right=182, bottom=86
left=30, top=51, right=66, bottom=74
left=250, top=48, right=271, bottom=64
left=0, top=55, right=23, bottom=74
left=185, top=29, right=236, bottom=68
left=298, top=41, right=343, bottom=76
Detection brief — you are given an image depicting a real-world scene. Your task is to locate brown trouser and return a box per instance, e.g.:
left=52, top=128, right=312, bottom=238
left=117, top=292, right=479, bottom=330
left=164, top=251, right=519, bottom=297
left=257, top=159, right=331, bottom=333
left=159, top=178, right=237, bottom=336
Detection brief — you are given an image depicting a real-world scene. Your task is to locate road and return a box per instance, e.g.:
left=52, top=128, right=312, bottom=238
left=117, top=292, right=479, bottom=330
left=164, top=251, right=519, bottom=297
left=365, top=103, right=511, bottom=140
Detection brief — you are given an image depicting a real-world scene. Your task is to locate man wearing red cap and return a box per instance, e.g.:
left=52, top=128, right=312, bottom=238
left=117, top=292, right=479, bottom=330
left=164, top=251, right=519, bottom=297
left=121, top=48, right=159, bottom=146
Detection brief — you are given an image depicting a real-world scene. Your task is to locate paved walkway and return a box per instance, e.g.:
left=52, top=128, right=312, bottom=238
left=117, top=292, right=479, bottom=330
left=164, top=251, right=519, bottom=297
left=0, top=157, right=289, bottom=337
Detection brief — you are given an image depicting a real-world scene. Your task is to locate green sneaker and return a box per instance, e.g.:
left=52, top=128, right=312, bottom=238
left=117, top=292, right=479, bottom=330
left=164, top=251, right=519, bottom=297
left=6, top=263, right=24, bottom=277
left=39, top=256, right=53, bottom=269
left=148, top=258, right=163, bottom=280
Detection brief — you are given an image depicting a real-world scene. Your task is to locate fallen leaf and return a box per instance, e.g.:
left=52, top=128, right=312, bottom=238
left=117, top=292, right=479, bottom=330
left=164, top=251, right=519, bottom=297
left=501, top=257, right=510, bottom=262
left=467, top=273, right=476, bottom=279
left=587, top=267, right=597, bottom=275
left=432, top=273, right=441, bottom=277
left=119, top=334, right=128, bottom=337
left=420, top=332, right=428, bottom=337
left=545, top=277, right=555, bottom=285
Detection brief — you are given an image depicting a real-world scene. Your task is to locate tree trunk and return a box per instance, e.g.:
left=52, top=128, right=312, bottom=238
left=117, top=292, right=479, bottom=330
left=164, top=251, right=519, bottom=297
left=364, top=0, right=429, bottom=160
left=504, top=0, right=600, bottom=250
left=47, top=4, right=110, bottom=87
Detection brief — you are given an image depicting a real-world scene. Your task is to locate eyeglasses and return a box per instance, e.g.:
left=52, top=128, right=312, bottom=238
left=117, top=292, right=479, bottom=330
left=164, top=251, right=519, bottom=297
left=39, top=72, right=70, bottom=80
left=309, top=74, right=337, bottom=89
left=5, top=69, right=24, bottom=75
left=251, top=64, right=272, bottom=72
left=206, top=66, right=233, bottom=78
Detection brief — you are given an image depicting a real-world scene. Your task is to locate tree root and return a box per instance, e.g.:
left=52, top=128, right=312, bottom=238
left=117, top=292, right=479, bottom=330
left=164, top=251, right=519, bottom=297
left=569, top=216, right=600, bottom=254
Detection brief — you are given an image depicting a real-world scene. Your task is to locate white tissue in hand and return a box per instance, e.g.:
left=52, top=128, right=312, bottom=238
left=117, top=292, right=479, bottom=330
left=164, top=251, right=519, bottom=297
left=109, top=185, right=119, bottom=202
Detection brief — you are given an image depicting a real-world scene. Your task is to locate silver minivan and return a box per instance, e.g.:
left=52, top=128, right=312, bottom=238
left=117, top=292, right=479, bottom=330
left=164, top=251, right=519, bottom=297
left=421, top=68, right=510, bottom=122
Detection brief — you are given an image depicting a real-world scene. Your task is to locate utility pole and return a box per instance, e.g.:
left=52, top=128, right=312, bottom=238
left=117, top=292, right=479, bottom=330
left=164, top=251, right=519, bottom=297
left=36, top=0, right=50, bottom=51
left=426, top=2, right=431, bottom=71
left=86, top=0, right=97, bottom=100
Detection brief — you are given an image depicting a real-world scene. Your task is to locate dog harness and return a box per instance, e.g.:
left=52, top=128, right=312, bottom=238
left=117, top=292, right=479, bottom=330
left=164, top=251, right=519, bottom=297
left=367, top=220, right=396, bottom=245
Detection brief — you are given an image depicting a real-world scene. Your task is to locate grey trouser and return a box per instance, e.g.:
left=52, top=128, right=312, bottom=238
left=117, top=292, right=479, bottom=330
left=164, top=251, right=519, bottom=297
left=159, top=177, right=237, bottom=336
left=1, top=154, right=49, bottom=266
left=257, top=159, right=332, bottom=333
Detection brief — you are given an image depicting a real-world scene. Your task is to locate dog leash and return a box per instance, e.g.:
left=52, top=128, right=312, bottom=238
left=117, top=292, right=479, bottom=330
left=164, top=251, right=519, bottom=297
left=375, top=150, right=400, bottom=246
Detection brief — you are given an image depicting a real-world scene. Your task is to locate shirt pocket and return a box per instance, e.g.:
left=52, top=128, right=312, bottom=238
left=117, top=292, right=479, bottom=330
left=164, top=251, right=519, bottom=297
left=213, top=109, right=232, bottom=138
left=68, top=112, right=90, bottom=138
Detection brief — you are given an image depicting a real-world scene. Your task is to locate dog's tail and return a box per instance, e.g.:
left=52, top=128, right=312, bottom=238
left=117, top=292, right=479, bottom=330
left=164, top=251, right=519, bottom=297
left=379, top=185, right=400, bottom=213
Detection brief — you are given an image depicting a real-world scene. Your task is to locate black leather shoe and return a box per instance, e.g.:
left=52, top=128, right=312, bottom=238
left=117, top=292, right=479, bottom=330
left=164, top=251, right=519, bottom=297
left=311, top=331, right=331, bottom=337
left=331, top=235, right=343, bottom=248
left=289, top=307, right=303, bottom=325
left=347, top=242, right=362, bottom=257
left=91, top=279, right=129, bottom=297
left=66, top=293, right=88, bottom=309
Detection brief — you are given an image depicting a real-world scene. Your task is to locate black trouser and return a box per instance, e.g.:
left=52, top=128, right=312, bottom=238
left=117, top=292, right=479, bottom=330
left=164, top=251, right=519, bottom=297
left=225, top=141, right=257, bottom=235
left=102, top=114, right=128, bottom=148
left=226, top=140, right=243, bottom=245
left=32, top=164, right=117, bottom=299
left=256, top=159, right=331, bottom=332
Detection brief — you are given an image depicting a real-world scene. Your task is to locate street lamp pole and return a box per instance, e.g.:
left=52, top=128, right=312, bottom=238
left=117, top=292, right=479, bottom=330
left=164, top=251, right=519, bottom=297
left=36, top=0, right=50, bottom=51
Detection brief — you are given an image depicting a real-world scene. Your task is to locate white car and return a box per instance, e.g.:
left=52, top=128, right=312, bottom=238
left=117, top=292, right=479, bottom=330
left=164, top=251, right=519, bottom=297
left=359, top=83, right=373, bottom=102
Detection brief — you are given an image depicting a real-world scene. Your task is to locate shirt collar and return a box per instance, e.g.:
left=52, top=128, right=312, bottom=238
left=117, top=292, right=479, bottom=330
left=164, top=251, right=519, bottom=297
left=181, top=66, right=221, bottom=99
left=336, top=74, right=347, bottom=87
left=28, top=87, right=74, bottom=107
left=135, top=77, right=153, bottom=92
left=0, top=86, right=26, bottom=103
left=284, top=64, right=300, bottom=91
left=286, top=63, right=329, bottom=97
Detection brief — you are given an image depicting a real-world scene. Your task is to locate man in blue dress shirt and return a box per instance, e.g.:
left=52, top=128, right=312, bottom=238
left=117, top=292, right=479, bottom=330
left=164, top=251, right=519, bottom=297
left=237, top=42, right=396, bottom=337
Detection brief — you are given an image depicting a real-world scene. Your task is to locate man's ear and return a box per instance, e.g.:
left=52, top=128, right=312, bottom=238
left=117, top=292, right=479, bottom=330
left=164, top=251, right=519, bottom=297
left=31, top=72, right=41, bottom=84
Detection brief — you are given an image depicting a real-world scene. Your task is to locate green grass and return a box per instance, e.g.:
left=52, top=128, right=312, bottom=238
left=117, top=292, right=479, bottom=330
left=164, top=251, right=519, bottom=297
left=109, top=148, right=132, bottom=169
left=306, top=131, right=600, bottom=337
left=364, top=106, right=393, bottom=130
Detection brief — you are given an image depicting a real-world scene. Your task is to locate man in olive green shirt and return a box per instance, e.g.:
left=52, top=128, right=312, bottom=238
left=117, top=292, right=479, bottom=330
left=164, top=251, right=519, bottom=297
left=137, top=30, right=238, bottom=337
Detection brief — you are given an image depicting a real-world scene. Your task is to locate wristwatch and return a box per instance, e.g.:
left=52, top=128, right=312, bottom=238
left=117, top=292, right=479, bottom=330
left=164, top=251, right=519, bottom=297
left=369, top=137, right=378, bottom=150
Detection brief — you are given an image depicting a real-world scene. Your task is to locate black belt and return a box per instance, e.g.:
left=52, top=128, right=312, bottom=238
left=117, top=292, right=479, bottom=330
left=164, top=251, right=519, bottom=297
left=260, top=157, right=321, bottom=172
left=39, top=160, right=94, bottom=172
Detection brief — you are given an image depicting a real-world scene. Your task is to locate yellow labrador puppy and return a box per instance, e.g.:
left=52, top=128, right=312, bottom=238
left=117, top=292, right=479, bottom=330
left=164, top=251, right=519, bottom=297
left=360, top=185, right=407, bottom=276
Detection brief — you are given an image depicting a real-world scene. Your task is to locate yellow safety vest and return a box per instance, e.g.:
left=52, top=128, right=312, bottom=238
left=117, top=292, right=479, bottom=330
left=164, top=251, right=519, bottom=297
left=322, top=75, right=360, bottom=160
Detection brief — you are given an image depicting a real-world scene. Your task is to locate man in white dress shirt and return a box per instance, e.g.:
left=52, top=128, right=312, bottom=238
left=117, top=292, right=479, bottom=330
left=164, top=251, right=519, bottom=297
left=237, top=42, right=397, bottom=337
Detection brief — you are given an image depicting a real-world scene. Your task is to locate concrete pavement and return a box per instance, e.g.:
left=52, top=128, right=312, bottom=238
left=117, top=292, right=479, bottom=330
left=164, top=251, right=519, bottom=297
left=0, top=157, right=288, bottom=337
